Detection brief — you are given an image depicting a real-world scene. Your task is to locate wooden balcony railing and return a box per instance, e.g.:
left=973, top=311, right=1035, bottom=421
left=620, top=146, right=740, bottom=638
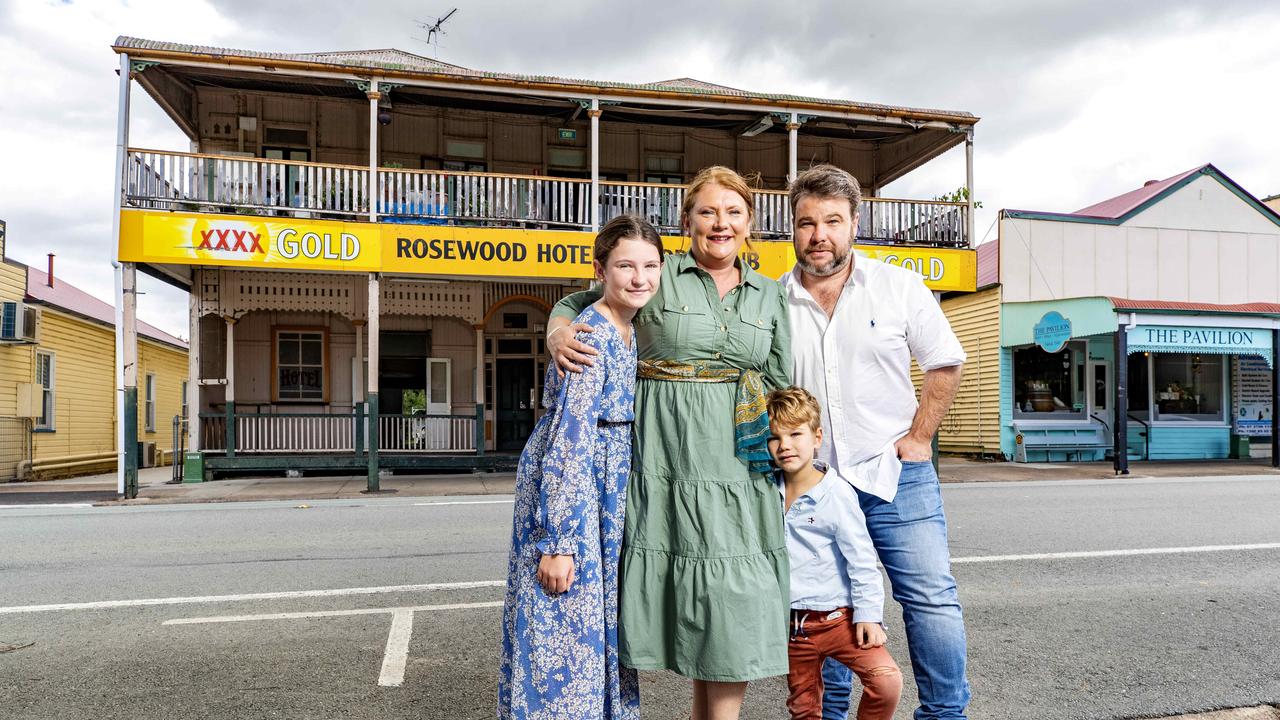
left=379, top=413, right=478, bottom=453
left=127, top=149, right=969, bottom=247
left=128, top=149, right=370, bottom=216
left=199, top=406, right=484, bottom=456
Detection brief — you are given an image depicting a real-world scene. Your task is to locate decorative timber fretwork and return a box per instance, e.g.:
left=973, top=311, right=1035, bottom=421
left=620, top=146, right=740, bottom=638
left=193, top=271, right=589, bottom=324
left=483, top=282, right=585, bottom=315
left=382, top=280, right=483, bottom=324
left=195, top=269, right=362, bottom=319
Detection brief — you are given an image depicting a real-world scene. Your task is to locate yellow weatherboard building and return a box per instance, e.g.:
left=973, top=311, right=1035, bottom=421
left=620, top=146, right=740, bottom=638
left=0, top=225, right=188, bottom=481
left=107, top=36, right=979, bottom=495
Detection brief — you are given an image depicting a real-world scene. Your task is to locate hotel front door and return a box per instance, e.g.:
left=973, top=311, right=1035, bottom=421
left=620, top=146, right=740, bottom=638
left=495, top=358, right=536, bottom=452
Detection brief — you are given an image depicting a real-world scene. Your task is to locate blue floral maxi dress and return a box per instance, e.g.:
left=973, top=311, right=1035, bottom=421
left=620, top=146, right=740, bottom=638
left=498, top=306, right=641, bottom=720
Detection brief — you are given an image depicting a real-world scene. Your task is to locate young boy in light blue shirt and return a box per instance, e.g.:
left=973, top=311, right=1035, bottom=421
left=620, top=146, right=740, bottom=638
left=767, top=387, right=902, bottom=720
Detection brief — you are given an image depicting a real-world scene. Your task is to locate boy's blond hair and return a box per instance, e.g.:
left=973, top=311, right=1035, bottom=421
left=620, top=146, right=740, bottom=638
left=767, top=386, right=822, bottom=432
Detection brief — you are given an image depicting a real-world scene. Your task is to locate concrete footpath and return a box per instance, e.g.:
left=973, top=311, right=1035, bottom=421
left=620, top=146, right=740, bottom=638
left=1, top=457, right=1278, bottom=506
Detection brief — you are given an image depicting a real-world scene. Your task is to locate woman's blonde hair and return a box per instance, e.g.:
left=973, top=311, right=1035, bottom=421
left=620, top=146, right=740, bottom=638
left=681, top=165, right=757, bottom=227
left=767, top=387, right=822, bottom=432
left=680, top=166, right=759, bottom=254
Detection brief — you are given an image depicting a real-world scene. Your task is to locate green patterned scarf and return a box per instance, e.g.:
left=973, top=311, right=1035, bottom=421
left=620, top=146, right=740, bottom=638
left=636, top=360, right=773, bottom=474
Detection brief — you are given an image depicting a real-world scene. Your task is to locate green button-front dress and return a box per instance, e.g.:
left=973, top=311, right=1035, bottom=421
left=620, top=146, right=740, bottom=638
left=551, top=252, right=792, bottom=682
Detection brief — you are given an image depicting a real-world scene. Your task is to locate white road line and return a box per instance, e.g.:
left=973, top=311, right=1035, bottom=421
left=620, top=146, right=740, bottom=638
left=0, top=503, right=95, bottom=509
left=951, top=542, right=1280, bottom=564
left=378, top=610, right=415, bottom=687
left=0, top=581, right=505, bottom=615
left=163, top=601, right=503, bottom=625
left=11, top=543, right=1279, bottom=617
left=412, top=500, right=513, bottom=507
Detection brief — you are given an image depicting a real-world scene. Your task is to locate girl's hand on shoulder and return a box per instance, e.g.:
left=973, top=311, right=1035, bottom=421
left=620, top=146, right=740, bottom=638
left=855, top=622, right=887, bottom=649
left=537, top=554, right=576, bottom=595
left=548, top=322, right=597, bottom=375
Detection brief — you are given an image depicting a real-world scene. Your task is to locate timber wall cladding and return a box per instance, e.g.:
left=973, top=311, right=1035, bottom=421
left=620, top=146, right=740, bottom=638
left=136, top=340, right=188, bottom=459
left=911, top=286, right=1003, bottom=454
left=28, top=309, right=188, bottom=470
left=31, top=310, right=115, bottom=462
left=191, top=87, right=882, bottom=188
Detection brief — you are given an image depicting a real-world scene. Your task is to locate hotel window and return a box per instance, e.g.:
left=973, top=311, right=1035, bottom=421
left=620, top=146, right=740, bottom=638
left=645, top=155, right=683, bottom=184
left=1012, top=342, right=1087, bottom=419
left=145, top=373, right=156, bottom=433
left=1151, top=353, right=1226, bottom=422
left=181, top=381, right=189, bottom=420
left=276, top=330, right=326, bottom=401
left=35, top=351, right=55, bottom=430
left=443, top=139, right=487, bottom=172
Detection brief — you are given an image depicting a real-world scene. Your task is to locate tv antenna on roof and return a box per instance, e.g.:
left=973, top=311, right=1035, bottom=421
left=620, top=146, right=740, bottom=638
left=413, top=8, right=457, bottom=56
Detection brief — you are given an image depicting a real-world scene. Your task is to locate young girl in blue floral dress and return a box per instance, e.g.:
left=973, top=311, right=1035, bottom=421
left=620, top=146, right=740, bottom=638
left=498, top=215, right=664, bottom=720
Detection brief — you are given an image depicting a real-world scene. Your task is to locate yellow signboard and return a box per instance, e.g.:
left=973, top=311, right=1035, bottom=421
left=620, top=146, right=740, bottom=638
left=119, top=209, right=977, bottom=292
left=119, top=210, right=379, bottom=272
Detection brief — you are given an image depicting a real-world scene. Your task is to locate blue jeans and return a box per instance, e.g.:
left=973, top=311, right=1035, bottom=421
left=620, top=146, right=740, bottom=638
left=822, top=460, right=970, bottom=720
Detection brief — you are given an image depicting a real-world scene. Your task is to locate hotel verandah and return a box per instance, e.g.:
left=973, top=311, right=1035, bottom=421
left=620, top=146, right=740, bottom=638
left=108, top=36, right=980, bottom=496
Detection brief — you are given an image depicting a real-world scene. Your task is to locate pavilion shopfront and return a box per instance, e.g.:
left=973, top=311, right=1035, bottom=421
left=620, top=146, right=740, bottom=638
left=1001, top=298, right=1279, bottom=467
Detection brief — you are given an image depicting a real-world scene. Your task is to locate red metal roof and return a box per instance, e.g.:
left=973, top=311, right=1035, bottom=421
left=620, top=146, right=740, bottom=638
left=1072, top=166, right=1206, bottom=218
left=976, top=239, right=999, bottom=288
left=1108, top=297, right=1280, bottom=315
left=24, top=266, right=187, bottom=349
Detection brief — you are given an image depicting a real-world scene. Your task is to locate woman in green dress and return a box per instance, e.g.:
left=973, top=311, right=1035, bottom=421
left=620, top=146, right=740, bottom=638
left=546, top=167, right=792, bottom=720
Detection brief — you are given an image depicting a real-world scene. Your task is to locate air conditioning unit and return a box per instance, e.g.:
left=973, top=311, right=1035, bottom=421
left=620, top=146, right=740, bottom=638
left=0, top=301, right=37, bottom=343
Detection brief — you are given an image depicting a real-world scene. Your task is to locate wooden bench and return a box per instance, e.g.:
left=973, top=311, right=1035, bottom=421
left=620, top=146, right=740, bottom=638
left=1012, top=422, right=1111, bottom=462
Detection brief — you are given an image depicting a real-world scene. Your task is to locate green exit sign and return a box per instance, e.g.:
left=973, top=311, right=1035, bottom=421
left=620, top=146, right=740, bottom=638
left=557, top=128, right=577, bottom=141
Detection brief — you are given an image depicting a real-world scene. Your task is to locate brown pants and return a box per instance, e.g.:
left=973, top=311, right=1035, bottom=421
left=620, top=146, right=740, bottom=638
left=786, top=609, right=902, bottom=720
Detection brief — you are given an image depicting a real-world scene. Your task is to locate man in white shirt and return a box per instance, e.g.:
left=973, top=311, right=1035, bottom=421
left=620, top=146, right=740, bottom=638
left=783, top=165, right=969, bottom=720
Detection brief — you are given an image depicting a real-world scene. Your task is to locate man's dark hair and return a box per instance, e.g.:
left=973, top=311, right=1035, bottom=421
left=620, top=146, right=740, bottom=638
left=788, top=164, right=862, bottom=218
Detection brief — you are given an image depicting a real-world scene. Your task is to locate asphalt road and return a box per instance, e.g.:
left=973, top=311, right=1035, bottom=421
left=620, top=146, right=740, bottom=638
left=1, top=475, right=1278, bottom=719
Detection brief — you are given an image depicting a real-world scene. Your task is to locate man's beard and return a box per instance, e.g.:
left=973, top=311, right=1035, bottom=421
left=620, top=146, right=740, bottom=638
left=797, top=242, right=852, bottom=277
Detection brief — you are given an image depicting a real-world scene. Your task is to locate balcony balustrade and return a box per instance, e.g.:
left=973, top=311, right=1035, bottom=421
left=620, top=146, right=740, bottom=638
left=127, top=149, right=969, bottom=247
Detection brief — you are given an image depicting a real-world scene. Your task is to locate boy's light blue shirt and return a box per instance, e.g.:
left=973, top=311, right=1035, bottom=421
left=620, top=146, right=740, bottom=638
left=777, top=462, right=885, bottom=624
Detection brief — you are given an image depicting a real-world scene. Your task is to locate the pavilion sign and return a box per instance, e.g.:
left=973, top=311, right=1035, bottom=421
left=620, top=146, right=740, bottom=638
left=1127, top=324, right=1273, bottom=364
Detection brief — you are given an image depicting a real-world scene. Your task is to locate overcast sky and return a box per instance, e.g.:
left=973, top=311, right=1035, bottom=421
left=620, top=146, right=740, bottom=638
left=2, top=0, right=1279, bottom=338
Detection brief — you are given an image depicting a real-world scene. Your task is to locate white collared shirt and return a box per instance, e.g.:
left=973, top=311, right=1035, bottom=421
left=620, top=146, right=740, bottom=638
left=778, top=463, right=884, bottom=622
left=780, top=256, right=965, bottom=502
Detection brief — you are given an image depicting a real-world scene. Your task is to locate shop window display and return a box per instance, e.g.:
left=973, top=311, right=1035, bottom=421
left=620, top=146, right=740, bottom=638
left=1013, top=342, right=1087, bottom=418
left=1152, top=353, right=1225, bottom=421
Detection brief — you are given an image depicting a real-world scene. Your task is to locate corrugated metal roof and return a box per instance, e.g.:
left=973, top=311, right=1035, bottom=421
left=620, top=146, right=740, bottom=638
left=113, top=36, right=977, bottom=122
left=1073, top=166, right=1206, bottom=218
left=645, top=77, right=745, bottom=94
left=1109, top=297, right=1280, bottom=315
left=25, top=266, right=187, bottom=349
left=297, top=48, right=469, bottom=74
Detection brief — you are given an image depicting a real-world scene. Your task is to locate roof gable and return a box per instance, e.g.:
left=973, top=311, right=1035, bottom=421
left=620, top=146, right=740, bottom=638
left=1072, top=166, right=1203, bottom=218
left=297, top=49, right=470, bottom=74
left=1004, top=164, right=1280, bottom=231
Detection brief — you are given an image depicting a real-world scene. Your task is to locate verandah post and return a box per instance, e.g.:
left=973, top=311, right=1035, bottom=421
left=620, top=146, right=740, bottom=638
left=122, top=263, right=139, bottom=499
left=1114, top=322, right=1129, bottom=475
left=354, top=402, right=365, bottom=457
left=224, top=316, right=236, bottom=458
left=1272, top=328, right=1279, bottom=468
left=366, top=272, right=381, bottom=491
